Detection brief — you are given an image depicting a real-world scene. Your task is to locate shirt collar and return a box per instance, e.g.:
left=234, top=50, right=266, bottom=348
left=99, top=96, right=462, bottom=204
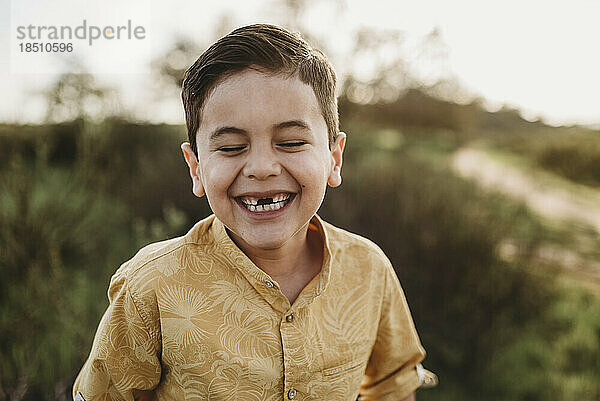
left=311, top=213, right=333, bottom=297
left=207, top=213, right=333, bottom=308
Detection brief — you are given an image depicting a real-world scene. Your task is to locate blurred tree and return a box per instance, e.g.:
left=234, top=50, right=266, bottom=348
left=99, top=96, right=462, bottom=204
left=154, top=38, right=201, bottom=88
left=43, top=73, right=122, bottom=123
left=151, top=14, right=237, bottom=89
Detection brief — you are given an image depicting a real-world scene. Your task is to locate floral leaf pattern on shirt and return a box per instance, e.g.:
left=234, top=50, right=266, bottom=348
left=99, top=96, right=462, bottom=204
left=73, top=214, right=427, bottom=401
left=182, top=244, right=215, bottom=278
left=217, top=310, right=281, bottom=359
left=208, top=351, right=263, bottom=401
left=247, top=355, right=283, bottom=389
left=209, top=274, right=269, bottom=316
left=159, top=285, right=213, bottom=345
left=320, top=285, right=369, bottom=347
left=306, top=378, right=350, bottom=400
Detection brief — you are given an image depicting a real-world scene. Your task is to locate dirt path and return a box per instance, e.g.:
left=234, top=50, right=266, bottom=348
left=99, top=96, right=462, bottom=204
left=452, top=146, right=600, bottom=293
left=452, top=146, right=600, bottom=233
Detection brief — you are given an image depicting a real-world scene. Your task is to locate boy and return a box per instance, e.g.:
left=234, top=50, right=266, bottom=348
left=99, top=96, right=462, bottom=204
left=73, top=24, right=434, bottom=401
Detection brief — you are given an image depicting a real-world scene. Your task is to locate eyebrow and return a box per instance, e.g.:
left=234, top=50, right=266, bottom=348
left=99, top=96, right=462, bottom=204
left=208, top=120, right=311, bottom=142
left=274, top=119, right=311, bottom=132
left=209, top=126, right=248, bottom=142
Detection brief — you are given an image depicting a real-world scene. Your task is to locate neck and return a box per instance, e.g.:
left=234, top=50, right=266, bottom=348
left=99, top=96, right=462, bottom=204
left=227, top=222, right=318, bottom=280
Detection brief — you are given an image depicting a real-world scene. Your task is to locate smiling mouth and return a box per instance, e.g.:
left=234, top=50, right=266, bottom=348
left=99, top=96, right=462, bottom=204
left=236, top=193, right=295, bottom=212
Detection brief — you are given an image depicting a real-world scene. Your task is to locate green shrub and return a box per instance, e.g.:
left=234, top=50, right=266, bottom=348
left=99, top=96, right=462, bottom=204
left=0, top=155, right=190, bottom=400
left=487, top=127, right=600, bottom=188
left=536, top=138, right=600, bottom=187
left=0, top=160, right=134, bottom=399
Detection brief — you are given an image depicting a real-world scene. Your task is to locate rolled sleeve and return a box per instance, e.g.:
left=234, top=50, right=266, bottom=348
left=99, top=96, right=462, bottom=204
left=73, top=265, right=161, bottom=401
left=360, top=256, right=426, bottom=401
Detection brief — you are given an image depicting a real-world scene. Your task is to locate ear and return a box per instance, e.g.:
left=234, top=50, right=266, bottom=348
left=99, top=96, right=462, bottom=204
left=181, top=142, right=205, bottom=198
left=327, top=132, right=346, bottom=188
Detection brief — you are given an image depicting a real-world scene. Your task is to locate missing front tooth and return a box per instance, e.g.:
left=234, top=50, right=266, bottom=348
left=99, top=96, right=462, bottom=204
left=256, top=198, right=274, bottom=205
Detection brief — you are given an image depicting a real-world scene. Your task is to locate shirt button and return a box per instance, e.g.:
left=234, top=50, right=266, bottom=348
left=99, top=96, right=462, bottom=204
left=265, top=280, right=274, bottom=288
left=286, top=313, right=294, bottom=323
left=287, top=388, right=297, bottom=399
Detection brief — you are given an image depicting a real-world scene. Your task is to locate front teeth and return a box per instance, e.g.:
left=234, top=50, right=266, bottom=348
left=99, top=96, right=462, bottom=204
left=239, top=193, right=292, bottom=212
left=273, top=194, right=288, bottom=202
left=247, top=202, right=284, bottom=212
left=240, top=193, right=290, bottom=205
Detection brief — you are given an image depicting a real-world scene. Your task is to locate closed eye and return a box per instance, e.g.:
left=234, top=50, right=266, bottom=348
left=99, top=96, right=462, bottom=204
left=218, top=146, right=246, bottom=152
left=279, top=141, right=306, bottom=148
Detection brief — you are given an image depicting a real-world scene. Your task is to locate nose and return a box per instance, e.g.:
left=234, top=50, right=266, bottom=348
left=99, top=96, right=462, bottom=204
left=242, top=144, right=282, bottom=180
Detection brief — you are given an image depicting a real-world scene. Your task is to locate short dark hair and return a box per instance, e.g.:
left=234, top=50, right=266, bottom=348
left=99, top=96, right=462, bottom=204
left=181, top=24, right=339, bottom=155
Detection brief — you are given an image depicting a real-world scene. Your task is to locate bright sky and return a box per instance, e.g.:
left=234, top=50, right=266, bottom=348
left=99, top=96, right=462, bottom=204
left=1, top=0, right=599, bottom=127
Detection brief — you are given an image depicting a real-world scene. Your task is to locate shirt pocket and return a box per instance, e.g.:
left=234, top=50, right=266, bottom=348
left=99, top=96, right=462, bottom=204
left=319, top=355, right=367, bottom=401
left=322, top=359, right=366, bottom=378
left=319, top=339, right=371, bottom=378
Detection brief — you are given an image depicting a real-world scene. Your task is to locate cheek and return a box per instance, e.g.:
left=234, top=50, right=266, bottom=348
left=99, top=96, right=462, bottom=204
left=287, top=153, right=330, bottom=191
left=202, top=160, right=238, bottom=196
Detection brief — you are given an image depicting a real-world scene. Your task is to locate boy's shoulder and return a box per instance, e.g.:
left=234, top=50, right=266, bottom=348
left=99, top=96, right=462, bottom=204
left=319, top=216, right=395, bottom=273
left=111, top=214, right=217, bottom=289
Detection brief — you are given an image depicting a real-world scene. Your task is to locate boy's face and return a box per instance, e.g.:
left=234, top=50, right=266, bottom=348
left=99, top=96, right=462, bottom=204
left=182, top=69, right=345, bottom=252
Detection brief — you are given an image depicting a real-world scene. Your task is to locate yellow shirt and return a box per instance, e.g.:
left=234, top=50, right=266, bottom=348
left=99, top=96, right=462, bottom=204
left=73, top=213, right=427, bottom=401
